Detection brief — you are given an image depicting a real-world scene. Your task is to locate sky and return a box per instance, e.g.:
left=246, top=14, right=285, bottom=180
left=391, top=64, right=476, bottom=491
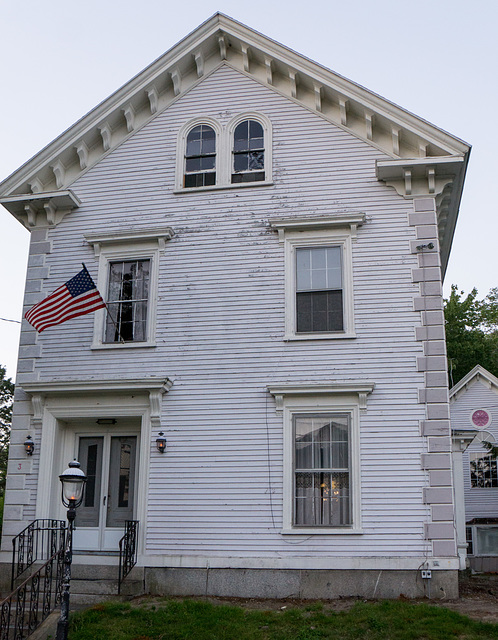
left=0, top=0, right=496, bottom=380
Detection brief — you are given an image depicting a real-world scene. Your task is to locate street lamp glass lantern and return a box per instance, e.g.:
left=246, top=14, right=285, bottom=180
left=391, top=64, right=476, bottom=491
left=59, top=459, right=87, bottom=508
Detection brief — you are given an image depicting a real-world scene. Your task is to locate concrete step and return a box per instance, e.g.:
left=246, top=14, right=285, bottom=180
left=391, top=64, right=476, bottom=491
left=71, top=578, right=144, bottom=596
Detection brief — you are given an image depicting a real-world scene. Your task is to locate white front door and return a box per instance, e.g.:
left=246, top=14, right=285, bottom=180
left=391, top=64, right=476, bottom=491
left=73, top=433, right=138, bottom=551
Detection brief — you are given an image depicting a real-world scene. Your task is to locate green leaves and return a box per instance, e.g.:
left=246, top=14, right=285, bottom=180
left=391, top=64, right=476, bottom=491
left=444, top=286, right=498, bottom=387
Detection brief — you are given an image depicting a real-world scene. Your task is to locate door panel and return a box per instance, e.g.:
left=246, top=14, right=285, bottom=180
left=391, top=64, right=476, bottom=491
left=76, top=437, right=104, bottom=527
left=106, top=436, right=137, bottom=527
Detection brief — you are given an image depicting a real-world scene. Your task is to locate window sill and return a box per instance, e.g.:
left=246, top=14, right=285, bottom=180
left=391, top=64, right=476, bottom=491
left=281, top=528, right=363, bottom=535
left=173, top=181, right=274, bottom=194
left=91, top=341, right=157, bottom=350
left=284, top=332, right=357, bottom=341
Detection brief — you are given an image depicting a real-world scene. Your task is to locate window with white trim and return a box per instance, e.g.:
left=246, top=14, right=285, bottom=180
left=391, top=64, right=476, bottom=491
left=104, top=259, right=150, bottom=343
left=85, top=229, right=173, bottom=349
left=175, top=114, right=272, bottom=191
left=294, top=413, right=351, bottom=526
left=269, top=216, right=365, bottom=340
left=232, top=119, right=265, bottom=183
left=184, top=124, right=216, bottom=188
left=296, top=246, right=343, bottom=333
left=269, top=382, right=373, bottom=534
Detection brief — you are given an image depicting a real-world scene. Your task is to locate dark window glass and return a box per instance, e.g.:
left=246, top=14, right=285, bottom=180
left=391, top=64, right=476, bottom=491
left=470, top=454, right=498, bottom=488
left=105, top=260, right=150, bottom=343
left=84, top=444, right=98, bottom=508
left=232, top=120, right=265, bottom=183
left=118, top=443, right=132, bottom=508
left=296, top=246, right=343, bottom=333
left=184, top=124, right=216, bottom=187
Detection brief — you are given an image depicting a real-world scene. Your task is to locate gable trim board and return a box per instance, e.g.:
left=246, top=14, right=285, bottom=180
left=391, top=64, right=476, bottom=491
left=0, top=16, right=470, bottom=600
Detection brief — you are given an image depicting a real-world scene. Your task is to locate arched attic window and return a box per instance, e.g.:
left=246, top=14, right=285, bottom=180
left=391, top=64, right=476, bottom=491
left=184, top=124, right=216, bottom=188
left=232, top=119, right=265, bottom=183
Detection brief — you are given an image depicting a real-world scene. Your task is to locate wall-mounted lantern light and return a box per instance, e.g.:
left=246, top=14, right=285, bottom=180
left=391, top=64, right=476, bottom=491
left=24, top=435, right=35, bottom=456
left=156, top=432, right=167, bottom=453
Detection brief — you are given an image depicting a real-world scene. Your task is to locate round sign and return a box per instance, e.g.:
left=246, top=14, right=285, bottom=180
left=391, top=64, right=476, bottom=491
left=470, top=409, right=491, bottom=428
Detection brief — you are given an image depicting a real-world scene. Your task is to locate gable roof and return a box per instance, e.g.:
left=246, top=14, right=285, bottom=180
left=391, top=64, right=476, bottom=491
left=450, top=365, right=498, bottom=400
left=0, top=13, right=470, bottom=272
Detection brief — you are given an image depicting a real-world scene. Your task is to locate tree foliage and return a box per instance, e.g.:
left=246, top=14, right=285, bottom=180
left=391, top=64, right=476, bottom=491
left=0, top=364, right=14, bottom=496
left=444, top=285, right=498, bottom=387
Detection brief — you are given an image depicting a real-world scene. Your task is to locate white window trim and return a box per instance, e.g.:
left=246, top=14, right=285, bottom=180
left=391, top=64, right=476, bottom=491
left=269, top=383, right=374, bottom=534
left=269, top=215, right=365, bottom=341
left=85, top=229, right=173, bottom=350
left=175, top=117, right=222, bottom=191
left=227, top=112, right=273, bottom=185
left=174, top=112, right=272, bottom=192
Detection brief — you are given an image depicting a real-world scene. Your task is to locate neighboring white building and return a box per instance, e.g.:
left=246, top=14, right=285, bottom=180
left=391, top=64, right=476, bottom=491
left=450, top=365, right=498, bottom=572
left=0, top=14, right=471, bottom=599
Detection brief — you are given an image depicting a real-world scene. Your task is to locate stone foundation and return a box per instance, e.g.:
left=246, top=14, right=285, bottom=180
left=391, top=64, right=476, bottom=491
left=144, top=567, right=458, bottom=600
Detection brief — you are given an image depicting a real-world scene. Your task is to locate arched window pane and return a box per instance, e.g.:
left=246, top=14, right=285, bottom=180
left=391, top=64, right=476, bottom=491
left=232, top=119, right=265, bottom=183
left=184, top=124, right=216, bottom=188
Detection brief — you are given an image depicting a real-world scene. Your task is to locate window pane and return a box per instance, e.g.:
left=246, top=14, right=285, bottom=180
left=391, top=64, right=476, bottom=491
left=296, top=291, right=343, bottom=332
left=249, top=120, right=263, bottom=138
left=295, top=471, right=350, bottom=526
left=476, top=527, right=498, bottom=555
left=248, top=151, right=264, bottom=170
left=185, top=125, right=216, bottom=187
left=105, top=260, right=150, bottom=343
left=470, top=453, right=498, bottom=488
left=233, top=120, right=265, bottom=170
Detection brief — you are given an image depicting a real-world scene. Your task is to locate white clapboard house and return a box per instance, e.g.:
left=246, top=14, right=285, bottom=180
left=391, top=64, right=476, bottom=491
left=0, top=14, right=471, bottom=599
left=450, top=365, right=498, bottom=572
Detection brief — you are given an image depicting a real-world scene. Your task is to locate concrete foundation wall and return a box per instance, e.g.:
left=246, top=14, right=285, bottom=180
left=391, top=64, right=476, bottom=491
left=144, top=567, right=458, bottom=600
left=469, top=557, right=498, bottom=573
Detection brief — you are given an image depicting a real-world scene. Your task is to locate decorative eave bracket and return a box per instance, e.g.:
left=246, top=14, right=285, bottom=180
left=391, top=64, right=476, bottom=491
left=0, top=190, right=81, bottom=229
left=268, top=382, right=375, bottom=412
left=375, top=156, right=466, bottom=199
left=269, top=212, right=366, bottom=242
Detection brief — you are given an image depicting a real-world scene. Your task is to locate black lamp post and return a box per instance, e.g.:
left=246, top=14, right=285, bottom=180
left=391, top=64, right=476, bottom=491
left=56, top=459, right=87, bottom=640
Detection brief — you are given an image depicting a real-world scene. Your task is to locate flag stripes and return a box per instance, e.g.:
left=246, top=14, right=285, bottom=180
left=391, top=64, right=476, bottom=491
left=25, top=266, right=106, bottom=333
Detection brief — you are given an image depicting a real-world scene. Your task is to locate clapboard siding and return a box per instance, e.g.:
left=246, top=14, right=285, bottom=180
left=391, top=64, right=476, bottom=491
left=451, top=379, right=498, bottom=519
left=18, top=64, right=435, bottom=559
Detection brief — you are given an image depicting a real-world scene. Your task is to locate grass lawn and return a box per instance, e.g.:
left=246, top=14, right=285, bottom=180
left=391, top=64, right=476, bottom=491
left=68, top=598, right=498, bottom=640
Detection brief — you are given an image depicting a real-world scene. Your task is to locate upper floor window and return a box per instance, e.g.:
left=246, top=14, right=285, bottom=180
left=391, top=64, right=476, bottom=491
left=175, top=114, right=271, bottom=191
left=85, top=229, right=174, bottom=350
left=184, top=124, right=216, bottom=188
left=105, top=260, right=150, bottom=343
left=232, top=119, right=265, bottom=183
left=296, top=246, right=343, bottom=333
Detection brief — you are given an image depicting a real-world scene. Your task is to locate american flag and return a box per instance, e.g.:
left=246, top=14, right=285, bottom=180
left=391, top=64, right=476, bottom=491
left=25, top=265, right=106, bottom=333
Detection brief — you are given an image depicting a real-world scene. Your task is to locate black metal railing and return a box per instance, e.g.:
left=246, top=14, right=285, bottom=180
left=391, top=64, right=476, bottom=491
left=11, top=520, right=66, bottom=590
left=118, top=520, right=139, bottom=595
left=0, top=547, right=64, bottom=640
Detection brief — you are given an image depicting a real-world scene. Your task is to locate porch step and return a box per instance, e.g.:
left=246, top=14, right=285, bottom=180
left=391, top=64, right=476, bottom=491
left=69, top=564, right=145, bottom=603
